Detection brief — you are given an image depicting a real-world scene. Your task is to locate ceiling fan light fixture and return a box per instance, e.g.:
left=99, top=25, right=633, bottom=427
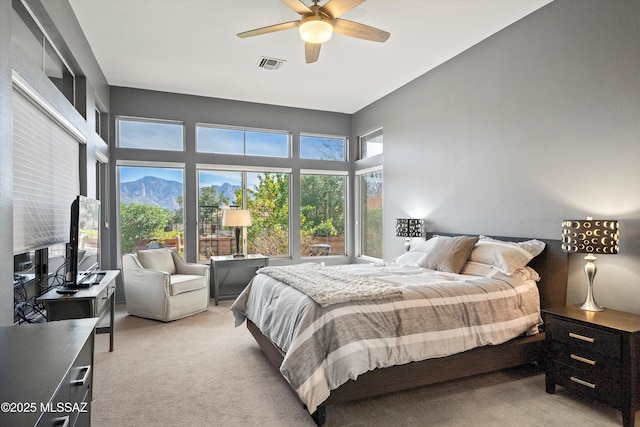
left=299, top=19, right=333, bottom=44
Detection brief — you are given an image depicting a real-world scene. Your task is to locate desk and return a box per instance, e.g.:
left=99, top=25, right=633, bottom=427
left=210, top=255, right=268, bottom=305
left=0, top=318, right=98, bottom=427
left=38, top=270, right=119, bottom=352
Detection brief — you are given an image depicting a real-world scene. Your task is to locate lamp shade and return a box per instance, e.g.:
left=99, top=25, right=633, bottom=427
left=222, top=209, right=252, bottom=227
left=395, top=218, right=423, bottom=238
left=561, top=218, right=618, bottom=254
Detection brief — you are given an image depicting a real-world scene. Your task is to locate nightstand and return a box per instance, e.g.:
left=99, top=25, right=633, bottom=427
left=210, top=254, right=269, bottom=305
left=543, top=306, right=640, bottom=427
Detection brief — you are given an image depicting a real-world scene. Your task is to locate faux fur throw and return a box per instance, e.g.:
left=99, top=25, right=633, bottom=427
left=257, top=263, right=402, bottom=307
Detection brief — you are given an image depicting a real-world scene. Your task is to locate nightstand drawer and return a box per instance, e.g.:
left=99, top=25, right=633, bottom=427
left=548, top=341, right=620, bottom=379
left=550, top=360, right=621, bottom=408
left=546, top=317, right=621, bottom=358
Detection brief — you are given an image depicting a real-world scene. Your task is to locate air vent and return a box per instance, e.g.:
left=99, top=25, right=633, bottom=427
left=258, top=56, right=285, bottom=71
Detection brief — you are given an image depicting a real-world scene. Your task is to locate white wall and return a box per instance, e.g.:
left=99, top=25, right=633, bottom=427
left=353, top=0, right=640, bottom=313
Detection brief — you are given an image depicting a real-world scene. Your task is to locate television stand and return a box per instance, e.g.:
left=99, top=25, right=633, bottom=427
left=75, top=271, right=106, bottom=287
left=38, top=270, right=119, bottom=351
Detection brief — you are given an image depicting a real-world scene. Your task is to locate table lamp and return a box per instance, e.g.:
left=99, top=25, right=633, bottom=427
left=561, top=217, right=619, bottom=311
left=395, top=218, right=423, bottom=251
left=222, top=208, right=252, bottom=258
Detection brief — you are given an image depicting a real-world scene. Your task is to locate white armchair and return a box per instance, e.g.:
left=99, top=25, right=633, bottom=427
left=122, top=249, right=209, bottom=322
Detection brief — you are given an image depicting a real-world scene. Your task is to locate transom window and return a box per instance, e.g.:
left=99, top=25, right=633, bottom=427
left=197, top=125, right=290, bottom=158
left=300, top=134, right=346, bottom=161
left=117, top=118, right=184, bottom=151
left=359, top=128, right=383, bottom=159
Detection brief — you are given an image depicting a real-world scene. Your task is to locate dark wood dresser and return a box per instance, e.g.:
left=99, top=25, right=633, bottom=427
left=0, top=318, right=98, bottom=426
left=543, top=305, right=640, bottom=427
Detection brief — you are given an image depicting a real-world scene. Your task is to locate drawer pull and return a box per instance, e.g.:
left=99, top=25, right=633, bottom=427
left=570, top=354, right=596, bottom=366
left=569, top=332, right=595, bottom=343
left=570, top=376, right=596, bottom=389
left=71, top=365, right=91, bottom=386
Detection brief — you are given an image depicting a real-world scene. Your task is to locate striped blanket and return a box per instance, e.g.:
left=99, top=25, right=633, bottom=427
left=231, top=262, right=542, bottom=414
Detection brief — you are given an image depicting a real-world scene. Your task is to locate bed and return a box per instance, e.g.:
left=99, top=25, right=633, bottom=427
left=231, top=233, right=568, bottom=426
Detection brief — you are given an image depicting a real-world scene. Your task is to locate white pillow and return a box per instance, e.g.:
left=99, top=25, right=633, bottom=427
left=408, top=237, right=435, bottom=253
left=469, top=236, right=545, bottom=276
left=394, top=251, right=428, bottom=266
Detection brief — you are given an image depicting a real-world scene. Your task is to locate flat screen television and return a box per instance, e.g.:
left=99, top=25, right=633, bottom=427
left=65, top=195, right=101, bottom=287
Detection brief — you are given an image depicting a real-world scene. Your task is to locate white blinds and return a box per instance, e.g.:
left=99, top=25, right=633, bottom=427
left=12, top=87, right=80, bottom=254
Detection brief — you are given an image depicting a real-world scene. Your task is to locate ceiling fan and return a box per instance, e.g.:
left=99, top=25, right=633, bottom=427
left=237, top=0, right=390, bottom=63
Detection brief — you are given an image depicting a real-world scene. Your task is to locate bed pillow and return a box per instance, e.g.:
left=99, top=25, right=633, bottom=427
left=408, top=237, right=436, bottom=253
left=418, top=235, right=479, bottom=273
left=469, top=236, right=545, bottom=276
left=394, top=251, right=428, bottom=266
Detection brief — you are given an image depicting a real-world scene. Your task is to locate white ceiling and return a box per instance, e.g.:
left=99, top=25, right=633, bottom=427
left=68, top=0, right=552, bottom=114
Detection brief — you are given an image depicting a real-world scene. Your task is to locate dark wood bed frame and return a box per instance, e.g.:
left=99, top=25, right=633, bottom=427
left=245, top=235, right=568, bottom=426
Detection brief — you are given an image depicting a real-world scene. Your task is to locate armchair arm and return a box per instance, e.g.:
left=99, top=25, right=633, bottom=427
left=122, top=254, right=172, bottom=301
left=171, top=251, right=210, bottom=279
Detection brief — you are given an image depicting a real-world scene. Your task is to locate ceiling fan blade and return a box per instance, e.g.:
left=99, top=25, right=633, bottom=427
left=321, top=0, right=366, bottom=18
left=237, top=21, right=299, bottom=38
left=305, top=42, right=321, bottom=63
left=280, top=0, right=313, bottom=15
left=333, top=18, right=390, bottom=42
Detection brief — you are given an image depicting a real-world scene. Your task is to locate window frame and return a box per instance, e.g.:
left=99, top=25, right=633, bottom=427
left=355, top=165, right=383, bottom=261
left=116, top=116, right=185, bottom=152
left=299, top=132, right=348, bottom=161
left=116, top=162, right=186, bottom=257
left=358, top=127, right=384, bottom=160
left=197, top=164, right=293, bottom=259
left=300, top=169, right=348, bottom=258
left=196, top=123, right=291, bottom=158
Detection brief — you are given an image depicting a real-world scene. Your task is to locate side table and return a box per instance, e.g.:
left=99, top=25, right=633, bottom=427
left=38, top=270, right=119, bottom=352
left=543, top=305, right=640, bottom=427
left=210, top=254, right=269, bottom=305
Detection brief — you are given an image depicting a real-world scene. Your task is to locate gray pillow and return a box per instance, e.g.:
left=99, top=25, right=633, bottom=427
left=418, top=235, right=479, bottom=273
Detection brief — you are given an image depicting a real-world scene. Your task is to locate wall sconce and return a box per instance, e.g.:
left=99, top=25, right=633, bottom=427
left=395, top=218, right=423, bottom=252
left=222, top=208, right=252, bottom=258
left=561, top=217, right=619, bottom=311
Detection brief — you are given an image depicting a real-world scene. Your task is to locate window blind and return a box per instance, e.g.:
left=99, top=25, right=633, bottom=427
left=12, top=86, right=80, bottom=254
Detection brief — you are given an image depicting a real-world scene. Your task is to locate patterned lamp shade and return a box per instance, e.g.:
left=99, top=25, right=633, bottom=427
left=561, top=219, right=619, bottom=254
left=395, top=218, right=423, bottom=238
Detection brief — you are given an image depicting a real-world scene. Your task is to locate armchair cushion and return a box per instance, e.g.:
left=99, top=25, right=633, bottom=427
left=170, top=274, right=207, bottom=296
left=137, top=248, right=176, bottom=275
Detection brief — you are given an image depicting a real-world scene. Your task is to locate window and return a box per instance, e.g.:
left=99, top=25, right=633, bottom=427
left=300, top=172, right=346, bottom=257
left=118, top=166, right=185, bottom=256
left=197, top=124, right=289, bottom=158
left=197, top=170, right=241, bottom=260
left=358, top=169, right=383, bottom=259
left=117, top=118, right=184, bottom=151
left=12, top=0, right=75, bottom=104
left=359, top=128, right=383, bottom=159
left=197, top=168, right=290, bottom=259
left=300, top=134, right=346, bottom=161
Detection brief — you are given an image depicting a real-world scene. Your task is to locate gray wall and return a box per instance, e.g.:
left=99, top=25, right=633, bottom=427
left=353, top=0, right=640, bottom=313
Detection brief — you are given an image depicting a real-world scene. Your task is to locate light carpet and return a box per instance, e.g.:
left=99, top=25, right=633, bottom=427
left=92, top=301, right=635, bottom=426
